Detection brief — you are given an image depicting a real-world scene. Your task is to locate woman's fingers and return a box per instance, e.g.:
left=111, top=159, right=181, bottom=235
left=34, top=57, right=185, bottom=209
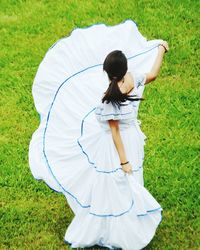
left=125, top=170, right=133, bottom=175
left=122, top=163, right=133, bottom=174
left=160, top=40, right=169, bottom=51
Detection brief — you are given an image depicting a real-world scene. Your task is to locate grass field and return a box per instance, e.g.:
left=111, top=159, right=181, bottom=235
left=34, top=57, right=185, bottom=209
left=0, top=0, right=199, bottom=249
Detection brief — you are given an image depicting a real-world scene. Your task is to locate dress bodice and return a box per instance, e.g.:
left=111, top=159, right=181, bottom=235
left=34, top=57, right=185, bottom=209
left=94, top=71, right=146, bottom=132
left=95, top=100, right=137, bottom=131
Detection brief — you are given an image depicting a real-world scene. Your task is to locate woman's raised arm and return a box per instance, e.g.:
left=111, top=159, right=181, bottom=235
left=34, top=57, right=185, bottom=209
left=145, top=40, right=169, bottom=84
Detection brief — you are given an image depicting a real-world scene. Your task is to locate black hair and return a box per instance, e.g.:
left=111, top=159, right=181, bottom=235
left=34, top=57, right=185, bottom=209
left=102, top=50, right=143, bottom=109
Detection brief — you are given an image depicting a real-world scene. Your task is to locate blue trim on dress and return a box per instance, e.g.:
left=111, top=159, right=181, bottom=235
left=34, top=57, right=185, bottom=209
left=77, top=107, right=124, bottom=173
left=77, top=107, right=122, bottom=173
left=64, top=209, right=163, bottom=249
left=137, top=207, right=162, bottom=216
left=128, top=46, right=158, bottom=60
left=95, top=112, right=133, bottom=116
left=89, top=199, right=134, bottom=217
left=48, top=19, right=138, bottom=51
left=77, top=107, right=143, bottom=173
left=38, top=21, right=160, bottom=215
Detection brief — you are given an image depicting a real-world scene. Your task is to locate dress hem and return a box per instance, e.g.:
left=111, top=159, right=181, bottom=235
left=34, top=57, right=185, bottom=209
left=64, top=209, right=163, bottom=250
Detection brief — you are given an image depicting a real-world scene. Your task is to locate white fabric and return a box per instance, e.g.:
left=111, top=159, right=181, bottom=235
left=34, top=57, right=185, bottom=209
left=29, top=19, right=163, bottom=249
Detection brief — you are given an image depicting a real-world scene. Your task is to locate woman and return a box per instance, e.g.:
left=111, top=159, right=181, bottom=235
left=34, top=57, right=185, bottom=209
left=29, top=20, right=169, bottom=249
left=64, top=41, right=169, bottom=249
left=95, top=42, right=169, bottom=185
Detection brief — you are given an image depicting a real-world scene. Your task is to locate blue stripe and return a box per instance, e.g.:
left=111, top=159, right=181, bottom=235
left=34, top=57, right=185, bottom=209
left=40, top=22, right=160, bottom=215
left=128, top=45, right=159, bottom=60
left=137, top=207, right=162, bottom=216
left=133, top=165, right=143, bottom=172
left=77, top=107, right=143, bottom=173
left=89, top=199, right=134, bottom=217
left=77, top=107, right=124, bottom=173
left=77, top=107, right=121, bottom=173
left=48, top=19, right=138, bottom=51
left=64, top=209, right=163, bottom=247
left=95, top=111, right=133, bottom=116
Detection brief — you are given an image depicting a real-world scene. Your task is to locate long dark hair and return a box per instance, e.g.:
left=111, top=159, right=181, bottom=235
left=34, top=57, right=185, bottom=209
left=102, top=50, right=143, bottom=109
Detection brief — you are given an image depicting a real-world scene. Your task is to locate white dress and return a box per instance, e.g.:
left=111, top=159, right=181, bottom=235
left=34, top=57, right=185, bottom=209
left=29, top=19, right=163, bottom=249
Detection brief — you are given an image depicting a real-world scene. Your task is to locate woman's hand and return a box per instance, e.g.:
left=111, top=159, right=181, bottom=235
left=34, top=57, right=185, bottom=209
left=159, top=40, right=169, bottom=53
left=122, top=162, right=133, bottom=174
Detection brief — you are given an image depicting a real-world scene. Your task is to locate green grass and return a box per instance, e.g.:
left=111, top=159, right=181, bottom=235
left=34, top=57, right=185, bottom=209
left=0, top=0, right=199, bottom=249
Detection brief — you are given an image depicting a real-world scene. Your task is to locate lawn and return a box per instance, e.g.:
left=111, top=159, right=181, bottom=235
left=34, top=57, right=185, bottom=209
left=0, top=0, right=199, bottom=249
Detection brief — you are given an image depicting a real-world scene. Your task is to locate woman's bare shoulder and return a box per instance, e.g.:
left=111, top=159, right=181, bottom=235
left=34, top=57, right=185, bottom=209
left=118, top=72, right=135, bottom=94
